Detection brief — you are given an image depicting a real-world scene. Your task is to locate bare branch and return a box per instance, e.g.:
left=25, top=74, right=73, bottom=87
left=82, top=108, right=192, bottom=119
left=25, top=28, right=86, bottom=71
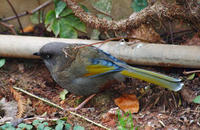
left=2, top=0, right=53, bottom=22
left=6, top=0, right=24, bottom=33
left=64, top=0, right=200, bottom=31
left=0, top=22, right=17, bottom=35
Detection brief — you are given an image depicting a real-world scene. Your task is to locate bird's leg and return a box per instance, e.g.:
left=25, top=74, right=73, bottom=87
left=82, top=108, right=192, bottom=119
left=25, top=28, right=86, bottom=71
left=67, top=94, right=96, bottom=111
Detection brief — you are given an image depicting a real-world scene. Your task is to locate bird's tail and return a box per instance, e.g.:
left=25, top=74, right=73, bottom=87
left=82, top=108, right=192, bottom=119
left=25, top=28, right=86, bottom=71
left=118, top=64, right=183, bottom=91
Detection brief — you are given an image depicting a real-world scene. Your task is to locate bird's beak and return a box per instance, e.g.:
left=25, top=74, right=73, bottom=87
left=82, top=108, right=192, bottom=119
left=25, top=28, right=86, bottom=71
left=33, top=52, right=40, bottom=56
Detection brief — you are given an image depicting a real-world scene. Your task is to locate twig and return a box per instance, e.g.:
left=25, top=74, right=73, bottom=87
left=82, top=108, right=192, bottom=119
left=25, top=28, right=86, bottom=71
left=0, top=21, right=17, bottom=35
left=68, top=94, right=96, bottom=111
left=183, top=70, right=200, bottom=75
left=6, top=0, right=24, bottom=33
left=13, top=86, right=110, bottom=130
left=13, top=86, right=63, bottom=110
left=2, top=0, right=53, bottom=22
left=158, top=120, right=166, bottom=127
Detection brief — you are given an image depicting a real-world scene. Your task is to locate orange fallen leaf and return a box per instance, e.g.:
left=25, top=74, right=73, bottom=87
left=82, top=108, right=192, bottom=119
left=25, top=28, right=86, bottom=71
left=114, top=94, right=139, bottom=113
left=21, top=25, right=34, bottom=33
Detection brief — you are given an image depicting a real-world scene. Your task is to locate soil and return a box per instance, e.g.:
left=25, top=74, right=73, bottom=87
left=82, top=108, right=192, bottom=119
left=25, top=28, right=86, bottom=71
left=0, top=58, right=200, bottom=129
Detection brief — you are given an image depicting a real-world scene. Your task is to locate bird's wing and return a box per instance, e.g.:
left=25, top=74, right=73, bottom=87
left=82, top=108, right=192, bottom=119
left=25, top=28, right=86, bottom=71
left=81, top=47, right=183, bottom=91
left=83, top=59, right=123, bottom=78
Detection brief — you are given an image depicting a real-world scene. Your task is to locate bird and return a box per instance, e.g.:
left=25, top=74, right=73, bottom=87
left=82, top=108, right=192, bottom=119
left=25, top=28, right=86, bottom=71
left=33, top=42, right=184, bottom=111
left=34, top=42, right=183, bottom=97
left=34, top=42, right=184, bottom=110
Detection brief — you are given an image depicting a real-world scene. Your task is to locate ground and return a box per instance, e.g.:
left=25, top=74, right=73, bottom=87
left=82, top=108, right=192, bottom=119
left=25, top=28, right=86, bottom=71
left=0, top=58, right=200, bottom=129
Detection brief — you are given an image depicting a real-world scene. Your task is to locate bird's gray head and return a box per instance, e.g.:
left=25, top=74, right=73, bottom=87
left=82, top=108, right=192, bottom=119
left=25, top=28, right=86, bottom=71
left=33, top=42, right=69, bottom=72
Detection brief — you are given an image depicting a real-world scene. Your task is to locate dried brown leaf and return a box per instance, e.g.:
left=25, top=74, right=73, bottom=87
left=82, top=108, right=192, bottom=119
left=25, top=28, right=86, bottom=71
left=129, top=24, right=163, bottom=43
left=114, top=94, right=139, bottom=113
left=10, top=87, right=27, bottom=118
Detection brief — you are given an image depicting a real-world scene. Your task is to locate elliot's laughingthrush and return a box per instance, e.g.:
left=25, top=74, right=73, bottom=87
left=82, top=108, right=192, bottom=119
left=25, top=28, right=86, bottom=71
left=34, top=42, right=184, bottom=96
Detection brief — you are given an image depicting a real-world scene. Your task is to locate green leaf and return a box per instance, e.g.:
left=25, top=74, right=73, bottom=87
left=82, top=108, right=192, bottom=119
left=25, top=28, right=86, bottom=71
left=45, top=10, right=56, bottom=27
left=131, top=0, right=148, bottom=12
left=38, top=123, right=45, bottom=130
left=92, top=0, right=112, bottom=14
left=56, top=119, right=65, bottom=125
left=55, top=1, right=66, bottom=18
left=5, top=127, right=16, bottom=130
left=193, top=95, right=200, bottom=104
left=60, top=8, right=73, bottom=17
left=117, top=111, right=137, bottom=129
left=62, top=15, right=86, bottom=33
left=117, top=111, right=127, bottom=128
left=0, top=59, right=5, bottom=68
left=0, top=123, right=15, bottom=130
left=51, top=20, right=60, bottom=37
left=60, top=89, right=69, bottom=100
left=127, top=112, right=134, bottom=128
left=18, top=123, right=27, bottom=127
left=55, top=124, right=64, bottom=130
left=44, top=127, right=52, bottom=130
left=43, top=122, right=49, bottom=126
left=18, top=123, right=33, bottom=130
left=59, top=20, right=78, bottom=38
left=60, top=25, right=77, bottom=38
left=187, top=73, right=195, bottom=80
left=30, top=12, right=43, bottom=24
left=33, top=120, right=43, bottom=126
left=65, top=123, right=72, bottom=130
left=73, top=125, right=85, bottom=130
left=54, top=0, right=59, bottom=5
left=55, top=120, right=65, bottom=130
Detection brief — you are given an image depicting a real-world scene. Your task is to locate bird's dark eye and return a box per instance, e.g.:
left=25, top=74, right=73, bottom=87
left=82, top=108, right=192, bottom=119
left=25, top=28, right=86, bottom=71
left=45, top=54, right=51, bottom=59
left=41, top=53, right=52, bottom=59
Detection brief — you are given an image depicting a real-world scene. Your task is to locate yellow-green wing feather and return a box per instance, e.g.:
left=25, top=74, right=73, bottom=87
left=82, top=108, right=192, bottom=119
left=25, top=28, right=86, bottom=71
left=83, top=64, right=115, bottom=77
